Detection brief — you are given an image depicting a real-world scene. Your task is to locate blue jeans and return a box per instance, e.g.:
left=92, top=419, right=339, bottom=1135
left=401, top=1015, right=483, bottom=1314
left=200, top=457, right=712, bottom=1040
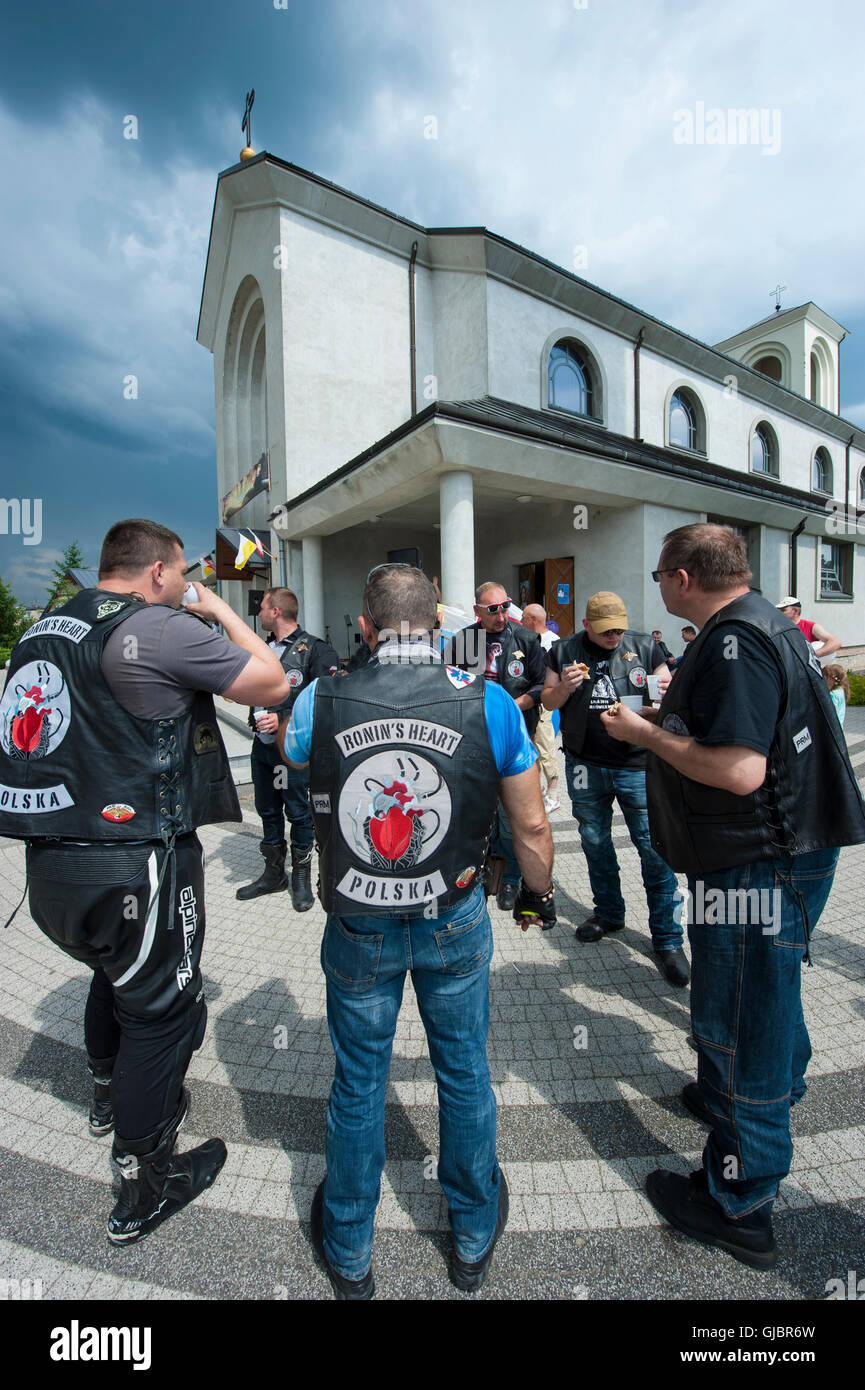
left=687, top=848, right=839, bottom=1219
left=250, top=738, right=313, bottom=851
left=319, top=883, right=501, bottom=1279
left=564, top=755, right=681, bottom=949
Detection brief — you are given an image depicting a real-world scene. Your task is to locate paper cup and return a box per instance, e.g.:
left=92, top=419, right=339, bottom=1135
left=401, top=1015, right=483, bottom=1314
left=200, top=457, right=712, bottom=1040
left=620, top=695, right=643, bottom=711
left=646, top=675, right=662, bottom=702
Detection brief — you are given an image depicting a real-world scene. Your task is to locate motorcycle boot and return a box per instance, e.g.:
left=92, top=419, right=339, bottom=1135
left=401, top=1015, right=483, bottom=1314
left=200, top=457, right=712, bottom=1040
left=290, top=844, right=314, bottom=913
left=107, top=1090, right=227, bottom=1246
left=87, top=1054, right=117, bottom=1137
left=235, top=841, right=288, bottom=900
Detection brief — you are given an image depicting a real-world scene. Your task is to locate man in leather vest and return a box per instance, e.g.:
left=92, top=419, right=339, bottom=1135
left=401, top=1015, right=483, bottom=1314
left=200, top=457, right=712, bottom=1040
left=445, top=581, right=547, bottom=912
left=278, top=564, right=555, bottom=1299
left=0, top=519, right=290, bottom=1246
left=602, top=524, right=865, bottom=1269
left=236, top=587, right=339, bottom=910
left=542, top=591, right=688, bottom=987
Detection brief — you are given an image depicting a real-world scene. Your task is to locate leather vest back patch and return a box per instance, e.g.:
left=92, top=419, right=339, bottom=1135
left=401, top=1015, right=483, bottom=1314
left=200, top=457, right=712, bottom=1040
left=309, top=659, right=498, bottom=917
left=0, top=589, right=240, bottom=843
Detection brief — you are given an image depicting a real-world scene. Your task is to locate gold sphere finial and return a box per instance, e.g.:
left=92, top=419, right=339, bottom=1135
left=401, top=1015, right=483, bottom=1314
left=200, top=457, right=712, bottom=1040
left=240, top=146, right=256, bottom=162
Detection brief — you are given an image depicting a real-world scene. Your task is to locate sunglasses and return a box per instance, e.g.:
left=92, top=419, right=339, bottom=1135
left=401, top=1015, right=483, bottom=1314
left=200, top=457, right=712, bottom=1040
left=477, top=601, right=511, bottom=615
left=366, top=562, right=415, bottom=583
left=651, top=568, right=687, bottom=583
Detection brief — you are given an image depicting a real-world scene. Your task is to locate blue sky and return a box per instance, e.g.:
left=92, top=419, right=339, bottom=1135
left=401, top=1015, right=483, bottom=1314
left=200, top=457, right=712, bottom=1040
left=1, top=0, right=863, bottom=605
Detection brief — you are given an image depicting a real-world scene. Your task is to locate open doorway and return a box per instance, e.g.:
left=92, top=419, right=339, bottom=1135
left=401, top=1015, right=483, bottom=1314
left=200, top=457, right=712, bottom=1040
left=517, top=557, right=575, bottom=636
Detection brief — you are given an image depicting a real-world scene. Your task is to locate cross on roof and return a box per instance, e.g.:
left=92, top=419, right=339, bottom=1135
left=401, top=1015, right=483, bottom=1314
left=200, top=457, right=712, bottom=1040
left=242, top=89, right=255, bottom=145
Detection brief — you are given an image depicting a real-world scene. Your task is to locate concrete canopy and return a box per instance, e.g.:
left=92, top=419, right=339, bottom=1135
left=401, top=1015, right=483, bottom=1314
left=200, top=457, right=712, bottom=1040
left=271, top=398, right=836, bottom=544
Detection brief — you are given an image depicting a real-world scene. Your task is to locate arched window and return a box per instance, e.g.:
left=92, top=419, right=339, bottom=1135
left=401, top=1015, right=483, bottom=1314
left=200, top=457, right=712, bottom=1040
left=810, top=353, right=822, bottom=405
left=750, top=422, right=778, bottom=476
left=811, top=446, right=832, bottom=494
left=859, top=466, right=865, bottom=507
left=669, top=390, right=697, bottom=451
left=754, top=355, right=783, bottom=383
left=222, top=276, right=268, bottom=514
left=548, top=341, right=595, bottom=418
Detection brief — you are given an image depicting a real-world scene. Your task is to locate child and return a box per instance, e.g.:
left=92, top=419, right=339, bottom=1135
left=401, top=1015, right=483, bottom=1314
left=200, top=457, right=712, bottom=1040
left=824, top=664, right=849, bottom=728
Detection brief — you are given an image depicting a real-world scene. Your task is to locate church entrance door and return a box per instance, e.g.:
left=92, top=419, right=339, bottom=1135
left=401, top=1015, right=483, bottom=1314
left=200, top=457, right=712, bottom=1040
left=517, top=557, right=574, bottom=636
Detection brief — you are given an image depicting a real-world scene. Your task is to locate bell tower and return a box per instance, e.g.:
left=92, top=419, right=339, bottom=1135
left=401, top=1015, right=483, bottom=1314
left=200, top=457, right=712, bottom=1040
left=715, top=300, right=846, bottom=412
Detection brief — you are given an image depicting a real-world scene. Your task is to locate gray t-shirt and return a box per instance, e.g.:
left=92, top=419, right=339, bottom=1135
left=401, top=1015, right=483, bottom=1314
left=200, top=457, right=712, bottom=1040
left=102, top=605, right=251, bottom=718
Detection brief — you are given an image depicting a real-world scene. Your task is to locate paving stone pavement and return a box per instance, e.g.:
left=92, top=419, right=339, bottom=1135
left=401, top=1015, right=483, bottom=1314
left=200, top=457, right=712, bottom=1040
left=1, top=712, right=864, bottom=1302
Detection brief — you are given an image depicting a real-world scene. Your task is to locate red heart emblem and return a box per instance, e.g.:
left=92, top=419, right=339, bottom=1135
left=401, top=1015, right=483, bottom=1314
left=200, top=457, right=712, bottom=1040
left=369, top=806, right=413, bottom=862
left=13, top=706, right=46, bottom=753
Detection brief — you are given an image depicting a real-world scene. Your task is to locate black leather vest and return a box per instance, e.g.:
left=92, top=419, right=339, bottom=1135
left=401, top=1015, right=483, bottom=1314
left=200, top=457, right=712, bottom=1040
left=453, top=622, right=542, bottom=737
left=308, top=658, right=498, bottom=917
left=0, top=590, right=240, bottom=843
left=557, top=630, right=656, bottom=755
left=250, top=628, right=329, bottom=730
left=646, top=591, right=865, bottom=874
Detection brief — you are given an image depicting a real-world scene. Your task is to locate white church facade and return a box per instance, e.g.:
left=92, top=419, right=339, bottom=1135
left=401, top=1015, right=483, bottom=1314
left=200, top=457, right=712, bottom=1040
left=197, top=152, right=865, bottom=655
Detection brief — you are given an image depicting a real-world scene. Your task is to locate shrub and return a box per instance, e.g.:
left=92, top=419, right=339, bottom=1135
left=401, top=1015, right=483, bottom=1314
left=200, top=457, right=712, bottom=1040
left=847, top=671, right=865, bottom=706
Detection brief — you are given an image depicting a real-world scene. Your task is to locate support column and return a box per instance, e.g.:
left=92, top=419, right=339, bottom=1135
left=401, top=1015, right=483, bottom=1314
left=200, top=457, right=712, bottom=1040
left=301, top=535, right=325, bottom=637
left=439, top=471, right=475, bottom=616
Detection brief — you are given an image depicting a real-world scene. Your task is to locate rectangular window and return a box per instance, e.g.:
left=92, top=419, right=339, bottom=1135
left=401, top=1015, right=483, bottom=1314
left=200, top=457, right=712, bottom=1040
left=820, top=541, right=853, bottom=598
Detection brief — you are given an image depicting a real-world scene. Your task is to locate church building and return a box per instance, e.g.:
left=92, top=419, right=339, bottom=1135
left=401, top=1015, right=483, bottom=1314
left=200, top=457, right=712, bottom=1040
left=197, top=151, right=865, bottom=653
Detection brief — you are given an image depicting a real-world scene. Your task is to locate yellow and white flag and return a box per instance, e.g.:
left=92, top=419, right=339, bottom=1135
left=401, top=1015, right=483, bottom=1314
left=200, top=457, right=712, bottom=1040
left=234, top=531, right=263, bottom=570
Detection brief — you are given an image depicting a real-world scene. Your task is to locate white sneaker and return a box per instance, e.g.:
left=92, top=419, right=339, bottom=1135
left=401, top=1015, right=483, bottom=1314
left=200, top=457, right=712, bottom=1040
left=543, top=794, right=561, bottom=814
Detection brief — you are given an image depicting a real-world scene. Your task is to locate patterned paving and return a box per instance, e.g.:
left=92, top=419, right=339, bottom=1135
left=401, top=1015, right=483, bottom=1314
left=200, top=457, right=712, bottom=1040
left=1, top=713, right=864, bottom=1300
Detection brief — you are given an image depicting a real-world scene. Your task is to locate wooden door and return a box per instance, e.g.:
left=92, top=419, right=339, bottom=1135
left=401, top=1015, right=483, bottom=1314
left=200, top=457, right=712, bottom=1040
left=517, top=563, right=537, bottom=611
left=544, top=557, right=575, bottom=636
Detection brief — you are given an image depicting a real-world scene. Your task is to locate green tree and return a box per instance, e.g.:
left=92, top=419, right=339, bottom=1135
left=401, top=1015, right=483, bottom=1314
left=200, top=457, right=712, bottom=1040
left=46, top=540, right=87, bottom=612
left=0, top=575, right=27, bottom=658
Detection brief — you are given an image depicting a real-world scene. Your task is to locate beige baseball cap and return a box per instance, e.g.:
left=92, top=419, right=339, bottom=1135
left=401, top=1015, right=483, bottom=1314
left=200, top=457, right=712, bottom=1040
left=586, top=591, right=628, bottom=633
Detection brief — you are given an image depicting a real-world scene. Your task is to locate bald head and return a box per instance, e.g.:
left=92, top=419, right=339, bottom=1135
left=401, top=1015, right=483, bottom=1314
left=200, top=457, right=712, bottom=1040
left=521, top=604, right=547, bottom=632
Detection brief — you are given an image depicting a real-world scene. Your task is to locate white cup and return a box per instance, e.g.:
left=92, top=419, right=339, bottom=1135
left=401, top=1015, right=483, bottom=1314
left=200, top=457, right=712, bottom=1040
left=646, top=675, right=662, bottom=702
left=620, top=695, right=643, bottom=711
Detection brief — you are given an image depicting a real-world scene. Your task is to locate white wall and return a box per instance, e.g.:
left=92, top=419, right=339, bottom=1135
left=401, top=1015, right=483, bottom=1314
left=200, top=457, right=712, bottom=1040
left=638, top=348, right=848, bottom=496
left=276, top=210, right=411, bottom=495
left=480, top=274, right=860, bottom=504
left=429, top=269, right=489, bottom=400
left=485, top=277, right=633, bottom=436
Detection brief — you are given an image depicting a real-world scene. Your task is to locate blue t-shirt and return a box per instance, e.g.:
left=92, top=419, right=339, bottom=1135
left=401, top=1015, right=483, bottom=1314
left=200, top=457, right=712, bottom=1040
left=283, top=670, right=537, bottom=778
